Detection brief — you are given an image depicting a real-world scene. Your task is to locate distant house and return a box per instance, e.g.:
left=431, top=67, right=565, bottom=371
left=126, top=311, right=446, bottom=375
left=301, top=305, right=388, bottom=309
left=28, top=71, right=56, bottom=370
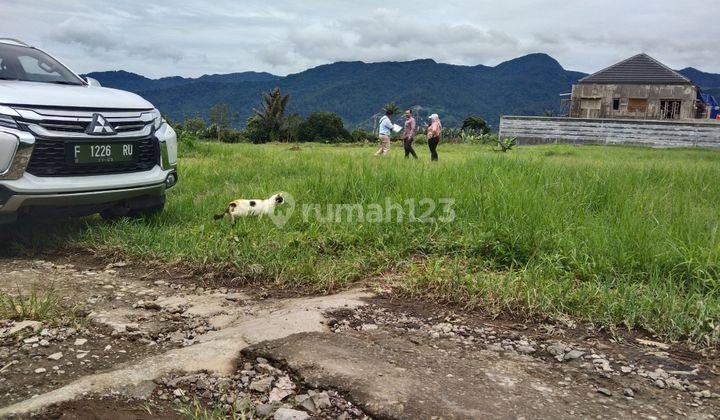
left=569, top=54, right=713, bottom=120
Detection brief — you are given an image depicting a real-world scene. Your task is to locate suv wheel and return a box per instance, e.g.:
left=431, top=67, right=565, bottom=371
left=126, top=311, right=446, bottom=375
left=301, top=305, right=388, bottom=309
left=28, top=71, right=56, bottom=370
left=101, top=195, right=166, bottom=221
left=127, top=201, right=165, bottom=218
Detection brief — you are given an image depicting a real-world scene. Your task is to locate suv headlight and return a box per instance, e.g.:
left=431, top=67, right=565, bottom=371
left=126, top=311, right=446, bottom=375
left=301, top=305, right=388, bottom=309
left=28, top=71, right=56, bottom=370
left=0, top=114, right=18, bottom=129
left=142, top=109, right=163, bottom=130
left=0, top=131, right=19, bottom=173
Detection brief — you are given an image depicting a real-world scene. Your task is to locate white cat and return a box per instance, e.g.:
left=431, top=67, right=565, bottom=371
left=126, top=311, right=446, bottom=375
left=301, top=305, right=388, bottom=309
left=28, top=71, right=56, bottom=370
left=214, top=193, right=285, bottom=225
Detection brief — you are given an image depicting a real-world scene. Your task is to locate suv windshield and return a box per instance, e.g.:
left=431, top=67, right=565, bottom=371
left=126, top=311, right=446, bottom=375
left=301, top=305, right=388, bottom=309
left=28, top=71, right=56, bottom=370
left=0, top=43, right=83, bottom=85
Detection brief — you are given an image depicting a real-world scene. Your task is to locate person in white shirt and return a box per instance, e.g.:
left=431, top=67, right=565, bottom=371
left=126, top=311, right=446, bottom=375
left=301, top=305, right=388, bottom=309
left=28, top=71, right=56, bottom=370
left=375, top=109, right=394, bottom=156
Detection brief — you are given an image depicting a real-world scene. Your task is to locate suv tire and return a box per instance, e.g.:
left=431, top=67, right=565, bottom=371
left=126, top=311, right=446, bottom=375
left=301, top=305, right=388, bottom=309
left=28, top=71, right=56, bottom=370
left=100, top=195, right=166, bottom=221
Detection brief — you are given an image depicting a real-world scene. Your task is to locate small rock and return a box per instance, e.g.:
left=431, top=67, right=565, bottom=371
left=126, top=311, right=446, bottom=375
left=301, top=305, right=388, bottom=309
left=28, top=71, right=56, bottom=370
left=274, top=408, right=309, bottom=420
left=249, top=376, right=274, bottom=392
left=34, top=368, right=47, bottom=374
left=23, top=336, right=40, bottom=344
left=564, top=350, right=584, bottom=361
left=255, top=403, right=276, bottom=418
left=360, top=324, right=378, bottom=331
left=224, top=293, right=244, bottom=302
left=297, top=394, right=317, bottom=413
left=257, top=363, right=284, bottom=375
left=516, top=345, right=536, bottom=354
left=39, top=339, right=50, bottom=347
left=597, top=387, right=612, bottom=397
left=173, top=388, right=185, bottom=397
left=311, top=391, right=331, bottom=409
left=636, top=338, right=670, bottom=350
left=2, top=320, right=42, bottom=337
left=546, top=343, right=566, bottom=356
left=74, top=338, right=88, bottom=346
left=269, top=387, right=293, bottom=403
left=47, top=352, right=63, bottom=361
left=654, top=379, right=666, bottom=389
left=624, top=388, right=635, bottom=398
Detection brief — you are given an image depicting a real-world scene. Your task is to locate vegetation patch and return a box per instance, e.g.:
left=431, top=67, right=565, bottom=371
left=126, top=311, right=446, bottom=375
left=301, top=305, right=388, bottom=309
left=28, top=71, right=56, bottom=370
left=0, top=286, right=68, bottom=325
left=3, top=141, right=720, bottom=346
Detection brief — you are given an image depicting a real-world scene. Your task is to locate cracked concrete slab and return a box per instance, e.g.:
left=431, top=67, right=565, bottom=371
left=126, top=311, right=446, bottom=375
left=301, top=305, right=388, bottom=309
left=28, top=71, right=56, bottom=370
left=0, top=290, right=370, bottom=417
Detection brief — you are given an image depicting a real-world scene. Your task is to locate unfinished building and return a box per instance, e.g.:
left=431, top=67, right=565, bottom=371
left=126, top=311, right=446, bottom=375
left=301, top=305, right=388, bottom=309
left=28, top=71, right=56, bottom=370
left=569, top=54, right=707, bottom=120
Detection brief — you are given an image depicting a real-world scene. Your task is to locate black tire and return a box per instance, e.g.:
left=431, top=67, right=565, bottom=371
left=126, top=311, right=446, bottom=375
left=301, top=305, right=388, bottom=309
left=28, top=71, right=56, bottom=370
left=101, top=195, right=166, bottom=221
left=100, top=205, right=130, bottom=221
left=127, top=201, right=165, bottom=218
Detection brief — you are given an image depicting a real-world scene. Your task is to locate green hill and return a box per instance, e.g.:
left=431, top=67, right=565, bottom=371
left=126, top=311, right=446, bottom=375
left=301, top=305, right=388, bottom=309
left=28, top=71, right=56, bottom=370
left=87, top=54, right=719, bottom=130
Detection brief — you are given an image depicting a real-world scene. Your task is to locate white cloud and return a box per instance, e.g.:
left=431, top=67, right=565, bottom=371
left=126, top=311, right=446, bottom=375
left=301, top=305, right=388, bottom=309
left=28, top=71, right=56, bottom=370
left=1, top=0, right=718, bottom=77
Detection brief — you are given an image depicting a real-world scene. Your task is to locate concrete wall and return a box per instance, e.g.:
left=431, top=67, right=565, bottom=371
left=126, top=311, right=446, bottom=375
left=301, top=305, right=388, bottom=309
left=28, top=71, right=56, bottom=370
left=570, top=83, right=697, bottom=120
left=499, top=116, right=720, bottom=148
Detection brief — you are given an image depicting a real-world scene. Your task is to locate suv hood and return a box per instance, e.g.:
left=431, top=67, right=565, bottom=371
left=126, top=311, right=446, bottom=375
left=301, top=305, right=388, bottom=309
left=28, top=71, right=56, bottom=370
left=0, top=81, right=154, bottom=110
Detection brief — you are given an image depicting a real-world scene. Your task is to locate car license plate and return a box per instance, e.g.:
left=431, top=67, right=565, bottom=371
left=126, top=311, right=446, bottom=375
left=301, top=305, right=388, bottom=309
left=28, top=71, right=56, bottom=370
left=68, top=143, right=135, bottom=164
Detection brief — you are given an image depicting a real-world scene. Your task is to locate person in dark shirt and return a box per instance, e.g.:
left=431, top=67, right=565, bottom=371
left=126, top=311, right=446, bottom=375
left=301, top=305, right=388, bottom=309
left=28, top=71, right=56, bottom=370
left=402, top=109, right=418, bottom=159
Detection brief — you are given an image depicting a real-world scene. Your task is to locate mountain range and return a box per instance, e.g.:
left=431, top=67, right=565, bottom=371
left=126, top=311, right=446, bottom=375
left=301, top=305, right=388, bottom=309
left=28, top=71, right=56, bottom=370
left=86, top=54, right=720, bottom=130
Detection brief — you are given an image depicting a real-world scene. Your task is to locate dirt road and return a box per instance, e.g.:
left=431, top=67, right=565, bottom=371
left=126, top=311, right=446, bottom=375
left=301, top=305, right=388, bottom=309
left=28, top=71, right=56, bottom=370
left=0, top=255, right=718, bottom=419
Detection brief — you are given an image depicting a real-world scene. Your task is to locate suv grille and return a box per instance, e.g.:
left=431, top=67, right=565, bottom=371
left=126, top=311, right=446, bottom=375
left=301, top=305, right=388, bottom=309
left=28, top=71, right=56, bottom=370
left=11, top=106, right=161, bottom=177
left=26, top=136, right=159, bottom=177
left=35, top=120, right=148, bottom=134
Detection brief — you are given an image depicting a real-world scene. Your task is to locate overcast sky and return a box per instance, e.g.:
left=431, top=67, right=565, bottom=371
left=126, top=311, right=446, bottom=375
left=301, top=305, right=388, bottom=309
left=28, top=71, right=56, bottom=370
left=3, top=0, right=719, bottom=78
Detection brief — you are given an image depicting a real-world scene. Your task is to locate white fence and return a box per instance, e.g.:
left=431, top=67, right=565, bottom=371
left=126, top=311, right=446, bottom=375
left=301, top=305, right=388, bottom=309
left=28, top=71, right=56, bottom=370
left=499, top=116, right=720, bottom=148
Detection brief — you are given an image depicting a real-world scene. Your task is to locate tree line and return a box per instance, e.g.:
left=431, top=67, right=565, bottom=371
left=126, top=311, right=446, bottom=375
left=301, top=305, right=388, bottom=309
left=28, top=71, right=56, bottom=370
left=173, top=88, right=492, bottom=144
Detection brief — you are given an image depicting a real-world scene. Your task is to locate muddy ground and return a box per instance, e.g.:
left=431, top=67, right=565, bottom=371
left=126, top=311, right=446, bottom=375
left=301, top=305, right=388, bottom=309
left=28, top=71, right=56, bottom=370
left=0, top=253, right=718, bottom=419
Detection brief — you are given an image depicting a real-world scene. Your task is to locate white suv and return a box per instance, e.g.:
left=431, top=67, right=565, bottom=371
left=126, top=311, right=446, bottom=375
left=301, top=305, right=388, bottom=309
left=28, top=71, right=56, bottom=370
left=0, top=39, right=178, bottom=224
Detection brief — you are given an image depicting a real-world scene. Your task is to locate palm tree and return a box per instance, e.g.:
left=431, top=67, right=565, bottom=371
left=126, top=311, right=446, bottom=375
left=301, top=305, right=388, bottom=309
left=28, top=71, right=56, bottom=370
left=383, top=102, right=400, bottom=116
left=253, top=88, right=291, bottom=141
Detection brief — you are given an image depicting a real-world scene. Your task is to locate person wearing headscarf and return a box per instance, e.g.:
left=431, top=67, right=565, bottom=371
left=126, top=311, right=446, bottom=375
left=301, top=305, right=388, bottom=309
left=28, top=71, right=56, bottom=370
left=426, top=114, right=442, bottom=161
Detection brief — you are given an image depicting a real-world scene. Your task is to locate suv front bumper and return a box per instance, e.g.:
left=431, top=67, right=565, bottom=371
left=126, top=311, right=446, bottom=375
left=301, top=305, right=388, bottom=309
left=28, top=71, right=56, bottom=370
left=0, top=123, right=178, bottom=223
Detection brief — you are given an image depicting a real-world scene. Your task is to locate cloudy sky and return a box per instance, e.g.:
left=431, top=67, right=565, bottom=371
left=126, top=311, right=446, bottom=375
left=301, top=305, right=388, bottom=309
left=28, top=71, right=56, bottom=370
left=3, top=0, right=719, bottom=78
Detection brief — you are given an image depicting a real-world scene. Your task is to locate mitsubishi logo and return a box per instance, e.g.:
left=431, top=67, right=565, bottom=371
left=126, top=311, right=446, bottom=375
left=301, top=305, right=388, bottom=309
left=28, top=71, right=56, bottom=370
left=86, top=113, right=116, bottom=135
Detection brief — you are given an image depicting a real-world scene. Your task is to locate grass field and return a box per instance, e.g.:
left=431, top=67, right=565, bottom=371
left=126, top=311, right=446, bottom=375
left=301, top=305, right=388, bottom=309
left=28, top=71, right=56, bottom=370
left=3, top=140, right=720, bottom=345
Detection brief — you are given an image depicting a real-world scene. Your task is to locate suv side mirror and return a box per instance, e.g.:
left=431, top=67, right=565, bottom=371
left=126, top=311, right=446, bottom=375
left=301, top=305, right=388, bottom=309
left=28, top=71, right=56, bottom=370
left=81, top=76, right=102, bottom=87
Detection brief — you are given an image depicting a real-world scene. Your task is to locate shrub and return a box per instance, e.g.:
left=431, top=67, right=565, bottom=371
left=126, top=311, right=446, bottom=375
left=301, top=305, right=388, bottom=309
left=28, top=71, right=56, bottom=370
left=298, top=112, right=351, bottom=143
left=351, top=128, right=375, bottom=143
left=441, top=128, right=462, bottom=142
left=218, top=127, right=248, bottom=143
left=414, top=133, right=428, bottom=144
left=497, top=137, right=517, bottom=152
left=244, top=116, right=271, bottom=144
left=178, top=130, right=198, bottom=150
left=461, top=116, right=491, bottom=134
left=182, top=116, right=206, bottom=134
left=281, top=113, right=304, bottom=142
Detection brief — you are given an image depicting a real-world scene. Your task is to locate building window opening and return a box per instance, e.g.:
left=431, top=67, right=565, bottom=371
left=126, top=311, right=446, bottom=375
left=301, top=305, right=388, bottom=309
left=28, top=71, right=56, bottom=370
left=660, top=100, right=681, bottom=119
left=627, top=98, right=648, bottom=115
left=612, top=99, right=620, bottom=111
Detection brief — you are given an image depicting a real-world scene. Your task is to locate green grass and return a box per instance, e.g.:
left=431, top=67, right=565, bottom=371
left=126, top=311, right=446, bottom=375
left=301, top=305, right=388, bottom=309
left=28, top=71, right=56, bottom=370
left=3, top=141, right=720, bottom=345
left=176, top=397, right=258, bottom=420
left=0, top=286, right=66, bottom=324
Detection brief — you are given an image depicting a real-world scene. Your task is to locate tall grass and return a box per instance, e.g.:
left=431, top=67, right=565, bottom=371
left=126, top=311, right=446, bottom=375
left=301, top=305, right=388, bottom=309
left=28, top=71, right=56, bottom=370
left=0, top=286, right=66, bottom=324
left=3, top=141, right=720, bottom=344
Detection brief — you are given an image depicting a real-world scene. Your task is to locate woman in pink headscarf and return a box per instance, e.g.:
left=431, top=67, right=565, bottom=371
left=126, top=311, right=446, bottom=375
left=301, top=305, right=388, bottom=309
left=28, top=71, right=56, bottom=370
left=426, top=114, right=442, bottom=161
